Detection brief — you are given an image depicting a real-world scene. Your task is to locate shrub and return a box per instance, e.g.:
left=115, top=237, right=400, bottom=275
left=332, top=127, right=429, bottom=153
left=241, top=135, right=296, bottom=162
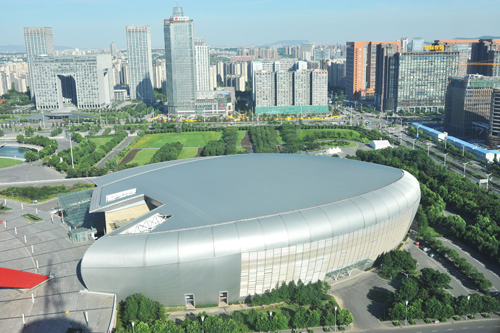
left=393, top=321, right=400, bottom=326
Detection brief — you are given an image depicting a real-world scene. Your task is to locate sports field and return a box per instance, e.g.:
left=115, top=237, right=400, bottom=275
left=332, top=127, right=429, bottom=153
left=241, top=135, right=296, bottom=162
left=132, top=132, right=222, bottom=148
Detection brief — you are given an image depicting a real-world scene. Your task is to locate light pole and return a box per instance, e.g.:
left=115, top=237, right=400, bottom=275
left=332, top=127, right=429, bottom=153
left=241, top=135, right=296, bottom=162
left=401, top=272, right=409, bottom=278
left=405, top=300, right=408, bottom=326
left=443, top=153, right=449, bottom=166
left=131, top=321, right=135, bottom=333
left=412, top=139, right=416, bottom=150
left=201, top=316, right=205, bottom=333
left=269, top=311, right=273, bottom=329
left=486, top=173, right=492, bottom=191
left=427, top=143, right=431, bottom=156
left=462, top=145, right=465, bottom=156
left=334, top=306, right=337, bottom=332
left=444, top=137, right=447, bottom=149
left=466, top=295, right=470, bottom=320
left=463, top=162, right=469, bottom=177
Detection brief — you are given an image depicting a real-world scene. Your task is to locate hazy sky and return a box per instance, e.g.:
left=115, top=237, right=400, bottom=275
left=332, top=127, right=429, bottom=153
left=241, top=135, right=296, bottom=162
left=2, top=0, right=500, bottom=49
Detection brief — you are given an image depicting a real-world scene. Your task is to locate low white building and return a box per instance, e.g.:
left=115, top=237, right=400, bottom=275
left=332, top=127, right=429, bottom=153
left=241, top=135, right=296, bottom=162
left=370, top=140, right=391, bottom=150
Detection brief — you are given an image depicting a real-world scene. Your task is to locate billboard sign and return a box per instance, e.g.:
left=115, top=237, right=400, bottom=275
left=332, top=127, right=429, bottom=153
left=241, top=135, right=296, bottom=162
left=424, top=45, right=444, bottom=52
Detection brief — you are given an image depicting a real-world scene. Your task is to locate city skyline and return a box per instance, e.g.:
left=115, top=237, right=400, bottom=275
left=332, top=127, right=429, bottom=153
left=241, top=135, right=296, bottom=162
left=2, top=0, right=500, bottom=50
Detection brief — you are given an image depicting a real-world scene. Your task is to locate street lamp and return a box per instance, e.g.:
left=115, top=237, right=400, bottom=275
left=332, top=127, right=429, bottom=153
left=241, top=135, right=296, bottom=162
left=466, top=295, right=470, bottom=320
left=201, top=316, right=205, bottom=333
left=334, top=306, right=337, bottom=332
left=131, top=321, right=135, bottom=333
left=443, top=153, right=449, bottom=166
left=412, top=139, right=416, bottom=150
left=401, top=272, right=409, bottom=278
left=463, top=162, right=469, bottom=177
left=405, top=300, right=408, bottom=326
left=486, top=173, right=492, bottom=191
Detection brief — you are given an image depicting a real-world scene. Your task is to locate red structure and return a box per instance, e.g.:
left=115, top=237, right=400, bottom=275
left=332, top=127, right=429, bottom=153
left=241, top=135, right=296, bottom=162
left=0, top=267, right=49, bottom=289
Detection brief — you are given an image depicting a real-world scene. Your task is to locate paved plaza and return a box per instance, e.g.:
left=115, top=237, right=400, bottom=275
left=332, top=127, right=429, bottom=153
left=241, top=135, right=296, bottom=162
left=0, top=200, right=114, bottom=333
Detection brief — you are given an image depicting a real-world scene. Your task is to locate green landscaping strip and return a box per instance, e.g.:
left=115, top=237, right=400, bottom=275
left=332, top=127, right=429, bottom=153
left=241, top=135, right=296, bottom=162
left=178, top=148, right=198, bottom=160
left=22, top=213, right=43, bottom=221
left=0, top=158, right=17, bottom=168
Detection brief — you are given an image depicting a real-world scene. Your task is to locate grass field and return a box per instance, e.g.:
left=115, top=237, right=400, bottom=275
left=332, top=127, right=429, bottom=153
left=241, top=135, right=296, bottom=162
left=276, top=131, right=284, bottom=145
left=89, top=137, right=115, bottom=147
left=0, top=158, right=17, bottom=168
left=298, top=128, right=363, bottom=140
left=237, top=130, right=247, bottom=146
left=178, top=148, right=198, bottom=159
left=132, top=132, right=223, bottom=149
left=129, top=149, right=156, bottom=166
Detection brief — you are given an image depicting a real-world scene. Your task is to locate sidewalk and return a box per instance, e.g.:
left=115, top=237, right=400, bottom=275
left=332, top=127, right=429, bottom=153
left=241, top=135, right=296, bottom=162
left=380, top=312, right=500, bottom=329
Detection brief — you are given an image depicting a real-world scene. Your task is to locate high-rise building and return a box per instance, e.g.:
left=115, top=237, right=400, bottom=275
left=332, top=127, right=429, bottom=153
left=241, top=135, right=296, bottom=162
left=445, top=75, right=500, bottom=137
left=275, top=71, right=293, bottom=106
left=254, top=71, right=275, bottom=107
left=209, top=64, right=217, bottom=91
left=194, top=37, right=210, bottom=93
left=293, top=70, right=311, bottom=106
left=313, top=48, right=330, bottom=62
left=126, top=25, right=154, bottom=103
left=164, top=5, right=196, bottom=114
left=411, top=37, right=424, bottom=52
left=311, top=69, right=328, bottom=106
left=345, top=40, right=400, bottom=101
left=120, top=62, right=129, bottom=85
left=471, top=40, right=500, bottom=76
left=153, top=59, right=166, bottom=89
left=30, top=55, right=114, bottom=110
left=395, top=50, right=459, bottom=110
left=400, top=37, right=409, bottom=52
left=488, top=88, right=500, bottom=148
left=110, top=42, right=118, bottom=57
left=24, top=27, right=54, bottom=101
left=375, top=43, right=398, bottom=111
left=328, top=61, right=346, bottom=89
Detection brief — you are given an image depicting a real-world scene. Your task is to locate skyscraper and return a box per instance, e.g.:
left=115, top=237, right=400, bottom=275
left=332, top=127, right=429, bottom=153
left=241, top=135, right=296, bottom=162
left=471, top=40, right=500, bottom=76
left=412, top=37, right=424, bottom=52
left=375, top=43, right=398, bottom=111
left=164, top=5, right=196, bottom=114
left=24, top=27, right=54, bottom=101
left=110, top=42, right=118, bottom=57
left=345, top=40, right=400, bottom=101
left=400, top=37, right=409, bottom=52
left=194, top=37, right=210, bottom=93
left=126, top=26, right=154, bottom=103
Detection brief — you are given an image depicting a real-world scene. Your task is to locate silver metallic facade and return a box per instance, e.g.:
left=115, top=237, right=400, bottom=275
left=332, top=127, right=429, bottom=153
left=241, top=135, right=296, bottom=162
left=194, top=37, right=210, bottom=93
left=24, top=27, right=54, bottom=102
left=81, top=155, right=420, bottom=306
left=164, top=6, right=196, bottom=114
left=31, top=55, right=114, bottom=110
left=126, top=26, right=154, bottom=103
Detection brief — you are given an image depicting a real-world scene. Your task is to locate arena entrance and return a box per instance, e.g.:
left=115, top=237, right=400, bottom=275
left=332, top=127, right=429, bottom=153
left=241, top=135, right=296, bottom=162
left=219, top=291, right=228, bottom=305
left=184, top=294, right=195, bottom=308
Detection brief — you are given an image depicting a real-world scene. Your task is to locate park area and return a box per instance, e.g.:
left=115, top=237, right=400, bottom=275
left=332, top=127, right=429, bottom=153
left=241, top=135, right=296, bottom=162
left=0, top=158, right=17, bottom=168
left=88, top=136, right=115, bottom=147
left=120, top=148, right=200, bottom=166
left=132, top=132, right=222, bottom=148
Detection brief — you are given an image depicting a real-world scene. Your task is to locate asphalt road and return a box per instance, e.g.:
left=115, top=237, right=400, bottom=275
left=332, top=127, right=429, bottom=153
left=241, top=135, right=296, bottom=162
left=96, top=134, right=136, bottom=168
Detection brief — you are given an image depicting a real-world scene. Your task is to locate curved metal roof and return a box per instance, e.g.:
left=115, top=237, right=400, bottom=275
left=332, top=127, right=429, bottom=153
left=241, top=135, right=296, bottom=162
left=90, top=154, right=405, bottom=233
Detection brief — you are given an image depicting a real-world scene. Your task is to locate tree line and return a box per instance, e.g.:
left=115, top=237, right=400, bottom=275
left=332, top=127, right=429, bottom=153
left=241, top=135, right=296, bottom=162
left=249, top=126, right=279, bottom=153
left=150, top=142, right=183, bottom=164
left=355, top=148, right=500, bottom=267
left=202, top=128, right=248, bottom=157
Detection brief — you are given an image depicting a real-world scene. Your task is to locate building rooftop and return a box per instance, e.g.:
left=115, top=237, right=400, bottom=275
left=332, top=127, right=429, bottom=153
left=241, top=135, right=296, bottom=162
left=90, top=154, right=403, bottom=234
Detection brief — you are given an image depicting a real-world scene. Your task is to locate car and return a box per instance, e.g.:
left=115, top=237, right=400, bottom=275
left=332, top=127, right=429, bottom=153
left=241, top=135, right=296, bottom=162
left=423, top=247, right=431, bottom=252
left=415, top=241, right=420, bottom=245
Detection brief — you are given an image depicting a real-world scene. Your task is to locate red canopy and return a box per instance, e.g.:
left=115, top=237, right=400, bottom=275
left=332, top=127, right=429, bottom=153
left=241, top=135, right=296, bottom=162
left=0, top=267, right=49, bottom=289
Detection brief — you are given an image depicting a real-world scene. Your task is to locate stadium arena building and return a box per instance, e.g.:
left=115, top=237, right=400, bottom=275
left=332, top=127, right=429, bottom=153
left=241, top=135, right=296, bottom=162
left=81, top=154, right=420, bottom=306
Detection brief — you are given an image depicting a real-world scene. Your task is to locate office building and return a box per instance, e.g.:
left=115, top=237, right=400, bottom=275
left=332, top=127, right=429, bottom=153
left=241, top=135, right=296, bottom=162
left=375, top=43, right=398, bottom=111
left=24, top=27, right=54, bottom=101
left=164, top=5, right=196, bottom=114
left=412, top=37, right=424, bottom=52
left=445, top=75, right=500, bottom=137
left=313, top=48, right=330, bottom=62
left=110, top=42, right=117, bottom=57
left=276, top=71, right=293, bottom=106
left=120, top=62, right=129, bottom=85
left=488, top=88, right=500, bottom=148
left=311, top=69, right=328, bottom=106
left=401, top=37, right=409, bottom=52
left=194, top=37, right=210, bottom=93
left=126, top=26, right=154, bottom=103
left=345, top=41, right=400, bottom=101
left=471, top=40, right=500, bottom=76
left=152, top=59, right=166, bottom=89
left=81, top=154, right=420, bottom=306
left=209, top=64, right=217, bottom=91
left=30, top=54, right=114, bottom=110
left=293, top=70, right=311, bottom=106
left=395, top=50, right=459, bottom=110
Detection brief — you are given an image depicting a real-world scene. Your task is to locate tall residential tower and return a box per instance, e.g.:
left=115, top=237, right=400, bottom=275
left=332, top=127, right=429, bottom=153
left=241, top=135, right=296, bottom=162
left=24, top=27, right=54, bottom=101
left=126, top=25, right=154, bottom=103
left=164, top=5, right=196, bottom=114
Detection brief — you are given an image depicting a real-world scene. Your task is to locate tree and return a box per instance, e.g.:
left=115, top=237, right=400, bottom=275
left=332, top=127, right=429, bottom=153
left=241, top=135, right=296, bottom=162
left=420, top=268, right=451, bottom=290
left=394, top=278, right=419, bottom=302
left=337, top=309, right=353, bottom=326
left=271, top=313, right=288, bottom=332
left=388, top=302, right=405, bottom=321
left=16, top=134, right=24, bottom=143
left=292, top=306, right=308, bottom=329
left=24, top=150, right=37, bottom=161
left=252, top=294, right=263, bottom=307
left=423, top=297, right=443, bottom=319
left=261, top=292, right=271, bottom=305
left=247, top=308, right=258, bottom=326
left=307, top=309, right=321, bottom=328
left=255, top=313, right=271, bottom=332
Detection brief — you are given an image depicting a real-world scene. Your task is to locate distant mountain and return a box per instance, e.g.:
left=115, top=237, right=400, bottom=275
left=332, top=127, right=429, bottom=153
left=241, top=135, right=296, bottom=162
left=0, top=45, right=74, bottom=53
left=268, top=40, right=310, bottom=47
left=454, top=36, right=500, bottom=40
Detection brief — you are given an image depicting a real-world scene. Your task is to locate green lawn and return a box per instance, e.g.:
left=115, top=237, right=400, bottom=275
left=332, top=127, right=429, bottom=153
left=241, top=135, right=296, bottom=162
left=237, top=130, right=247, bottom=146
left=89, top=137, right=115, bottom=147
left=132, top=132, right=222, bottom=149
left=298, top=129, right=363, bottom=140
left=276, top=131, right=284, bottom=145
left=178, top=148, right=199, bottom=159
left=129, top=149, right=156, bottom=166
left=322, top=140, right=358, bottom=149
left=0, top=158, right=17, bottom=168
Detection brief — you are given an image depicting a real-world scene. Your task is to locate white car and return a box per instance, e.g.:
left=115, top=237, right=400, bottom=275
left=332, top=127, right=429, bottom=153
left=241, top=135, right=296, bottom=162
left=423, top=247, right=431, bottom=252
